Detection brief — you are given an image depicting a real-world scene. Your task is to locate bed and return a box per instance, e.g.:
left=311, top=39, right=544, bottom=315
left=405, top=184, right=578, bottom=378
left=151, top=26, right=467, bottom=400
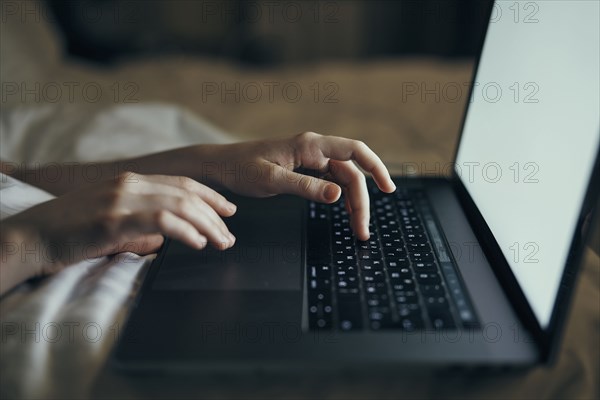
left=1, top=5, right=598, bottom=399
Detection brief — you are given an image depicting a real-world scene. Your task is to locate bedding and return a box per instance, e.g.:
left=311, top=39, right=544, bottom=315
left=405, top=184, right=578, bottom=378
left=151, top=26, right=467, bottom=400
left=1, top=2, right=598, bottom=399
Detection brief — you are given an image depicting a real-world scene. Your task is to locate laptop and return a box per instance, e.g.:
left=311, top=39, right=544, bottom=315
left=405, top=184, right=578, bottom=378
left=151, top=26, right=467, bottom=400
left=113, top=0, right=600, bottom=370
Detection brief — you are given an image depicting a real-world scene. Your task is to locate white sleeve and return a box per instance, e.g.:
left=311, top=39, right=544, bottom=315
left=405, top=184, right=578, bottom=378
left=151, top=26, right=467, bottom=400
left=0, top=173, right=55, bottom=220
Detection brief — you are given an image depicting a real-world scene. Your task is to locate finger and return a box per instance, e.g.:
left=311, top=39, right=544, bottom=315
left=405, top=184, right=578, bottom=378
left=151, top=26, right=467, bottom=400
left=109, top=234, right=165, bottom=255
left=123, top=181, right=233, bottom=242
left=301, top=134, right=396, bottom=193
left=329, top=160, right=370, bottom=240
left=344, top=194, right=352, bottom=215
left=137, top=175, right=237, bottom=217
left=139, top=193, right=235, bottom=250
left=268, top=163, right=342, bottom=203
left=122, top=211, right=208, bottom=250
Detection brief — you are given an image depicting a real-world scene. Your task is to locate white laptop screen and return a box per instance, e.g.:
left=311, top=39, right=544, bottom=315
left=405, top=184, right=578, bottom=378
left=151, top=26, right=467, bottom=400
left=455, top=1, right=599, bottom=328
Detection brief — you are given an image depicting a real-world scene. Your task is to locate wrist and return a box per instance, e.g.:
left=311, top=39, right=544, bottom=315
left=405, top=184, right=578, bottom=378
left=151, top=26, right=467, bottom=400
left=124, top=144, right=219, bottom=184
left=0, top=221, right=46, bottom=295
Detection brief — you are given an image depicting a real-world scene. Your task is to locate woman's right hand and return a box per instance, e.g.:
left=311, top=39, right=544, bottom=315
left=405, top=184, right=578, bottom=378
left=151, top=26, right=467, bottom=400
left=2, top=172, right=237, bottom=280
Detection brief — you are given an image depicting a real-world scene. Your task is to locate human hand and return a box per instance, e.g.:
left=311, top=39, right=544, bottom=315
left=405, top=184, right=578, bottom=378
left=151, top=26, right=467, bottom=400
left=189, top=132, right=396, bottom=240
left=2, top=173, right=236, bottom=279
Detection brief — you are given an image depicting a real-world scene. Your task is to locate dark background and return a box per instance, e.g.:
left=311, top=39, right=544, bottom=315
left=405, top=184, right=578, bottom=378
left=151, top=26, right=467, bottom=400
left=46, top=0, right=493, bottom=66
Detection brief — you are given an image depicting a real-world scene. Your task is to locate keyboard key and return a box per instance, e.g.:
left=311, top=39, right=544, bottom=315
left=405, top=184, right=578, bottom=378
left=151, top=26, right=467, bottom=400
left=364, top=282, right=387, bottom=294
left=398, top=316, right=424, bottom=331
left=358, top=253, right=378, bottom=261
left=420, top=284, right=445, bottom=296
left=338, top=304, right=363, bottom=331
left=337, top=287, right=360, bottom=303
left=407, top=242, right=431, bottom=252
left=390, top=275, right=415, bottom=285
left=308, top=287, right=331, bottom=303
left=416, top=272, right=441, bottom=285
left=309, top=278, right=331, bottom=290
left=367, top=291, right=389, bottom=301
left=362, top=271, right=385, bottom=282
left=337, top=278, right=358, bottom=289
left=309, top=313, right=333, bottom=329
left=406, top=233, right=427, bottom=243
left=309, top=265, right=332, bottom=278
left=389, top=267, right=411, bottom=278
left=427, top=307, right=456, bottom=329
left=366, top=294, right=391, bottom=308
left=425, top=296, right=448, bottom=308
left=386, top=258, right=410, bottom=268
left=413, top=262, right=437, bottom=273
left=337, top=265, right=357, bottom=274
left=368, top=314, right=394, bottom=330
left=309, top=302, right=331, bottom=317
left=409, top=252, right=435, bottom=262
left=391, top=281, right=415, bottom=291
left=397, top=303, right=420, bottom=316
left=368, top=306, right=391, bottom=320
left=395, top=292, right=419, bottom=304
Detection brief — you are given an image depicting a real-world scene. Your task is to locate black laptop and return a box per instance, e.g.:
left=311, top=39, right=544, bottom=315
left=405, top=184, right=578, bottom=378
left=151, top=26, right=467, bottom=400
left=113, top=0, right=600, bottom=369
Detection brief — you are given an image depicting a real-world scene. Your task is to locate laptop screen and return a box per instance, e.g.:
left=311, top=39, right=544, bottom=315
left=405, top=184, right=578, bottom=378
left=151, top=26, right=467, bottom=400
left=455, top=1, right=599, bottom=328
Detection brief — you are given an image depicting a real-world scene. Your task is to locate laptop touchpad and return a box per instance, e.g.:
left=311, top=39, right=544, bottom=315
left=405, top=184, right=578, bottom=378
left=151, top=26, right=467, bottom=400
left=152, top=195, right=303, bottom=292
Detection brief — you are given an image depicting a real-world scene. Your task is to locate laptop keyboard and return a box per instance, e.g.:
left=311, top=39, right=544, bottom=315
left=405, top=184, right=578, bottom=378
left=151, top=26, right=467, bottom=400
left=307, top=186, right=479, bottom=332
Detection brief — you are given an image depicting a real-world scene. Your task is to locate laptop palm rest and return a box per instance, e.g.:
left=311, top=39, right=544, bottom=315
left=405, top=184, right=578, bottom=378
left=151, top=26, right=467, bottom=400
left=153, top=196, right=303, bottom=291
left=117, top=195, right=305, bottom=361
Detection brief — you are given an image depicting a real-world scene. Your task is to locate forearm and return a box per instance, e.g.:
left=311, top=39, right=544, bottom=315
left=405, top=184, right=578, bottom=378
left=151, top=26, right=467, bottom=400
left=0, top=223, right=44, bottom=296
left=0, top=145, right=224, bottom=195
left=1, top=160, right=125, bottom=195
left=125, top=144, right=227, bottom=187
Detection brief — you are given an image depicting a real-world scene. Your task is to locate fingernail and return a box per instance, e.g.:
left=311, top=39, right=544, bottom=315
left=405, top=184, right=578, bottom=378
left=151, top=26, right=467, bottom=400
left=390, top=181, right=397, bottom=191
left=229, top=232, right=236, bottom=244
left=324, top=184, right=339, bottom=201
left=228, top=203, right=237, bottom=213
left=221, top=234, right=231, bottom=246
left=197, top=237, right=207, bottom=249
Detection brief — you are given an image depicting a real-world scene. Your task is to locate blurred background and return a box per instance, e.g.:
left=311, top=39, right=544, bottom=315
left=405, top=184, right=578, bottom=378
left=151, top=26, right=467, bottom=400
left=2, top=2, right=600, bottom=399
left=46, top=0, right=491, bottom=66
left=2, top=0, right=495, bottom=168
